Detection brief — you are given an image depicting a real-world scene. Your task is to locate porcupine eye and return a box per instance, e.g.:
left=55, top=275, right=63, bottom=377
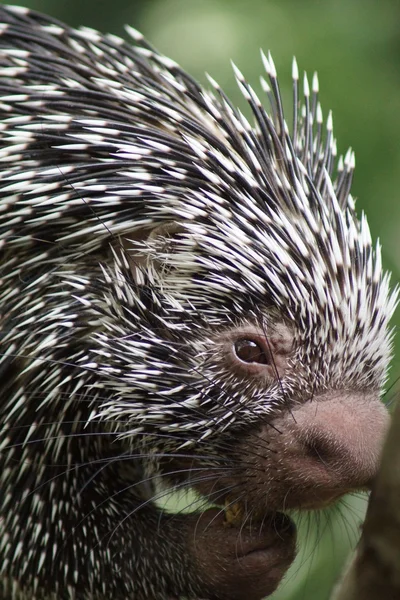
left=234, top=339, right=271, bottom=364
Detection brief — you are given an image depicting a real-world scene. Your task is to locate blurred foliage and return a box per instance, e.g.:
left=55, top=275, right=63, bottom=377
left=4, top=0, right=400, bottom=598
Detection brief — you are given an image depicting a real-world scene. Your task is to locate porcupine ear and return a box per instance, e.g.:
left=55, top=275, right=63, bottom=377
left=118, top=222, right=188, bottom=285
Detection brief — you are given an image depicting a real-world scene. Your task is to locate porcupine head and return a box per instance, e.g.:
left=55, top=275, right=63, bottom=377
left=0, top=6, right=398, bottom=600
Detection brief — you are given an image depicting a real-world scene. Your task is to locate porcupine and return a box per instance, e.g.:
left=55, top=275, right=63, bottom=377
left=0, top=4, right=397, bottom=600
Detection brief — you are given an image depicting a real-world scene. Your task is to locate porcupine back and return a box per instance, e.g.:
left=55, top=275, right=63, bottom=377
left=0, top=4, right=397, bottom=600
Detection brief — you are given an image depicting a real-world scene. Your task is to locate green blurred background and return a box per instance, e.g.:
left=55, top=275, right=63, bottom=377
left=5, top=0, right=400, bottom=598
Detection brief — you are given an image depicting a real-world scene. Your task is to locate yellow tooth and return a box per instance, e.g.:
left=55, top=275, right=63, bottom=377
left=224, top=501, right=244, bottom=526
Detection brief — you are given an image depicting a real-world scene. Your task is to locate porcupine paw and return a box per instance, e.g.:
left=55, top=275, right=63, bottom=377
left=186, top=509, right=296, bottom=600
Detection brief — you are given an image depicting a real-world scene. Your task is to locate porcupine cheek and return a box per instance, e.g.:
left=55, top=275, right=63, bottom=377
left=240, top=391, right=389, bottom=511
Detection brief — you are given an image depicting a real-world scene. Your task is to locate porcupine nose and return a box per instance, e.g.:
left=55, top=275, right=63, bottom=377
left=269, top=391, right=389, bottom=508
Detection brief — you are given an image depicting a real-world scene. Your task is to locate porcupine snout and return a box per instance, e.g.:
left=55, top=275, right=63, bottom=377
left=227, top=390, right=390, bottom=514
left=183, top=319, right=390, bottom=515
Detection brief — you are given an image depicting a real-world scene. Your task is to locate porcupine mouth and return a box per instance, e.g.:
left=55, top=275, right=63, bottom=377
left=168, top=457, right=352, bottom=531
left=222, top=486, right=355, bottom=563
left=214, top=490, right=345, bottom=565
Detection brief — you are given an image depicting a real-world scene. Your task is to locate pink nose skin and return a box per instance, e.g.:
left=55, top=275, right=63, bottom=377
left=251, top=391, right=390, bottom=510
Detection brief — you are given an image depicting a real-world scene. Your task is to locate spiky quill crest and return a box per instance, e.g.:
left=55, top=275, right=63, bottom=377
left=0, top=9, right=397, bottom=458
